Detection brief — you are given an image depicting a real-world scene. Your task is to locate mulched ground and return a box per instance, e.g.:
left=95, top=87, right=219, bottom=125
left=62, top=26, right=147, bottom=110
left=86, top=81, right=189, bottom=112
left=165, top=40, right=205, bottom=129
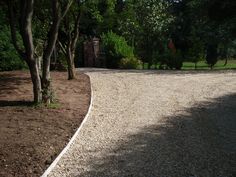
left=0, top=71, right=91, bottom=177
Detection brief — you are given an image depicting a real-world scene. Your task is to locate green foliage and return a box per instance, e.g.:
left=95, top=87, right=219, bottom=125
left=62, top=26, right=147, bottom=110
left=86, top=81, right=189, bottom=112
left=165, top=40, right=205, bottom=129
left=0, top=25, right=26, bottom=71
left=133, top=0, right=174, bottom=66
left=101, top=31, right=134, bottom=68
left=79, top=0, right=117, bottom=36
left=186, top=33, right=205, bottom=64
left=119, top=57, right=142, bottom=69
left=160, top=50, right=183, bottom=70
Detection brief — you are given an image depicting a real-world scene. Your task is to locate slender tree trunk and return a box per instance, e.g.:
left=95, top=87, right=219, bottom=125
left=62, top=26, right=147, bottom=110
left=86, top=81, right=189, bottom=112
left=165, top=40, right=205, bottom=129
left=66, top=49, right=76, bottom=80
left=42, top=1, right=60, bottom=104
left=224, top=57, right=228, bottom=66
left=8, top=0, right=42, bottom=103
left=27, top=60, right=42, bottom=103
left=195, top=62, right=197, bottom=69
left=65, top=1, right=81, bottom=80
left=42, top=0, right=72, bottom=104
left=148, top=62, right=151, bottom=69
left=42, top=22, right=60, bottom=104
left=66, top=42, right=75, bottom=80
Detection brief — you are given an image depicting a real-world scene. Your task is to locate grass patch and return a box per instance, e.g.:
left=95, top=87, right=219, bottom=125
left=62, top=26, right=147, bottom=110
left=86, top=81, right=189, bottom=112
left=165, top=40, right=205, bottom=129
left=140, top=59, right=236, bottom=70
left=33, top=102, right=61, bottom=109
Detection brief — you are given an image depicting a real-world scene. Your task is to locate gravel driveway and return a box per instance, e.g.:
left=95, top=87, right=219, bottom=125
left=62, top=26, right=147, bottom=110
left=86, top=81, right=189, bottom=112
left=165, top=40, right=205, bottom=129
left=47, top=69, right=236, bottom=177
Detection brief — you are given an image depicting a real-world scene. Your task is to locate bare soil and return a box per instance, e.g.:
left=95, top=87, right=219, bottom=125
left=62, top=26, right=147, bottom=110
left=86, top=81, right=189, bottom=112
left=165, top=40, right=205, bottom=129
left=0, top=71, right=91, bottom=177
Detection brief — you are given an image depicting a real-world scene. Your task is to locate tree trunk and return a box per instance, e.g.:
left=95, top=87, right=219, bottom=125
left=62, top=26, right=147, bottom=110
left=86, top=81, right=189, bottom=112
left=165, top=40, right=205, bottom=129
left=65, top=6, right=81, bottom=80
left=195, top=62, right=197, bottom=69
left=148, top=62, right=151, bottom=69
left=42, top=0, right=72, bottom=104
left=8, top=0, right=42, bottom=103
left=20, top=1, right=41, bottom=102
left=224, top=57, right=228, bottom=66
left=28, top=60, right=42, bottom=103
left=66, top=50, right=76, bottom=80
left=67, top=59, right=76, bottom=80
left=42, top=0, right=61, bottom=104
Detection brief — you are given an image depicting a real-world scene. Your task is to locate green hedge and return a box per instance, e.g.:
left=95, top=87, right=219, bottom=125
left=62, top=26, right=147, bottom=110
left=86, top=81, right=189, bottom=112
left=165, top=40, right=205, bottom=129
left=101, top=31, right=134, bottom=68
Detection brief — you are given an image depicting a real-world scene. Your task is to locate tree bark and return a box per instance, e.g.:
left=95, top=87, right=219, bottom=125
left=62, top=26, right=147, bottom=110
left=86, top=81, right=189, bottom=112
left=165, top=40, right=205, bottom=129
left=8, top=0, right=42, bottom=103
left=28, top=60, right=42, bottom=103
left=63, top=2, right=82, bottom=80
left=42, top=15, right=60, bottom=104
left=42, top=0, right=72, bottom=104
left=67, top=51, right=76, bottom=80
left=42, top=0, right=73, bottom=104
left=224, top=57, right=228, bottom=66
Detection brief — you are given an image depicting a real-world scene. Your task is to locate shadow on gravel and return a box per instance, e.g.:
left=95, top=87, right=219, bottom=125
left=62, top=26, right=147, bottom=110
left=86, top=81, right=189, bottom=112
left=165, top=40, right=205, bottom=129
left=80, top=94, right=236, bottom=177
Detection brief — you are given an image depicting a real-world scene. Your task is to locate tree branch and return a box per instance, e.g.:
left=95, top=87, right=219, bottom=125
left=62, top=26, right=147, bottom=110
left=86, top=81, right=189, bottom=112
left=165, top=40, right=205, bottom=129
left=58, top=40, right=67, bottom=56
left=71, top=0, right=82, bottom=52
left=61, top=0, right=73, bottom=20
left=19, top=0, right=35, bottom=61
left=7, top=0, right=25, bottom=58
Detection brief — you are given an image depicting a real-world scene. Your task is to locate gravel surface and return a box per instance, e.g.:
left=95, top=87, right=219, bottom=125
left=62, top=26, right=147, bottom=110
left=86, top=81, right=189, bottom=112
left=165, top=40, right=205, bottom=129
left=47, top=69, right=236, bottom=177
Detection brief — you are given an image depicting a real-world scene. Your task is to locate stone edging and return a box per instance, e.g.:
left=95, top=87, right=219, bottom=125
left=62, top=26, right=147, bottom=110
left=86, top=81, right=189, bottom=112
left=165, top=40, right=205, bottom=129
left=41, top=74, right=93, bottom=177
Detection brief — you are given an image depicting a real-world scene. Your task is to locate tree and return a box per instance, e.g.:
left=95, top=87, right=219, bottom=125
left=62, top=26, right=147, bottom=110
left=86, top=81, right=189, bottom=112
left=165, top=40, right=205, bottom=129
left=133, top=0, right=174, bottom=68
left=7, top=0, right=42, bottom=103
left=6, top=0, right=72, bottom=104
left=59, top=0, right=83, bottom=80
left=41, top=0, right=72, bottom=104
left=169, top=0, right=236, bottom=68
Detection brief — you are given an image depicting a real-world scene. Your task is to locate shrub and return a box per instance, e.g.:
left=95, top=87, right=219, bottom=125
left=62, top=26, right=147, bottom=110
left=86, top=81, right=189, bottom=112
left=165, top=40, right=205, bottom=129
left=119, top=57, right=142, bottom=69
left=159, top=50, right=183, bottom=70
left=0, top=26, right=27, bottom=71
left=101, top=31, right=134, bottom=68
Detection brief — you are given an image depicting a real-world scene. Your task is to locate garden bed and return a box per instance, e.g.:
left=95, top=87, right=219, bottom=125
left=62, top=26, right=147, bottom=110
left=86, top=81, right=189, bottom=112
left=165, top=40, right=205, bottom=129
left=0, top=71, right=91, bottom=177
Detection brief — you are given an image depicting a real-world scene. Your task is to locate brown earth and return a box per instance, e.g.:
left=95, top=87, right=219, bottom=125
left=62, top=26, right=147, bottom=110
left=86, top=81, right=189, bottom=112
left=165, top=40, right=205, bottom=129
left=0, top=71, right=91, bottom=177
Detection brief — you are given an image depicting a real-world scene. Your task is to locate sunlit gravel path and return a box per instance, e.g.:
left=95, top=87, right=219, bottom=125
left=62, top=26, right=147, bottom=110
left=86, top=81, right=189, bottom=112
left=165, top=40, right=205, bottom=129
left=47, top=69, right=236, bottom=177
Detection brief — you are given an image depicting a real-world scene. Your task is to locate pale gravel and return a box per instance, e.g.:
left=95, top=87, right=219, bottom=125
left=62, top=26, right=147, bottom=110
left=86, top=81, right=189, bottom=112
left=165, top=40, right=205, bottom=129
left=47, top=69, right=236, bottom=177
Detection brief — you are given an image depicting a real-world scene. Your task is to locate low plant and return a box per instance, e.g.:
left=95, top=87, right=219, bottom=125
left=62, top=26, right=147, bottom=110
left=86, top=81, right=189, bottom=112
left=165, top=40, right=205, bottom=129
left=119, top=57, right=142, bottom=69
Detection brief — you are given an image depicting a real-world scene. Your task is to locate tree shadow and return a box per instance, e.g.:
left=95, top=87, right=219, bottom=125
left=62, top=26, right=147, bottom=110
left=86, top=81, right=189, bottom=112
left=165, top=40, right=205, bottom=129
left=79, top=94, right=236, bottom=177
left=0, top=100, right=33, bottom=107
left=0, top=72, right=32, bottom=107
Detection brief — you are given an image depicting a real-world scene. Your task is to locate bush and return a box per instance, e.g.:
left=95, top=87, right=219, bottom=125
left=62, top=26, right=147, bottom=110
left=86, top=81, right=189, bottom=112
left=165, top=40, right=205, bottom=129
left=119, top=57, right=142, bottom=69
left=101, top=31, right=134, bottom=68
left=0, top=26, right=27, bottom=71
left=159, top=50, right=183, bottom=70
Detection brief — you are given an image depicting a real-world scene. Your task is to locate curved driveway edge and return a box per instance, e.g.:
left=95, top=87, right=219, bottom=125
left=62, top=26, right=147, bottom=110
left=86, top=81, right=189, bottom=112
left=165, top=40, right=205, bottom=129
left=41, top=73, right=94, bottom=177
left=45, top=69, right=236, bottom=177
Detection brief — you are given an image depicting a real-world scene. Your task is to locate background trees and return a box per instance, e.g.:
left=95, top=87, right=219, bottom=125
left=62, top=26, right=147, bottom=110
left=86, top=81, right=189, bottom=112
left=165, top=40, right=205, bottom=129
left=1, top=0, right=235, bottom=102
